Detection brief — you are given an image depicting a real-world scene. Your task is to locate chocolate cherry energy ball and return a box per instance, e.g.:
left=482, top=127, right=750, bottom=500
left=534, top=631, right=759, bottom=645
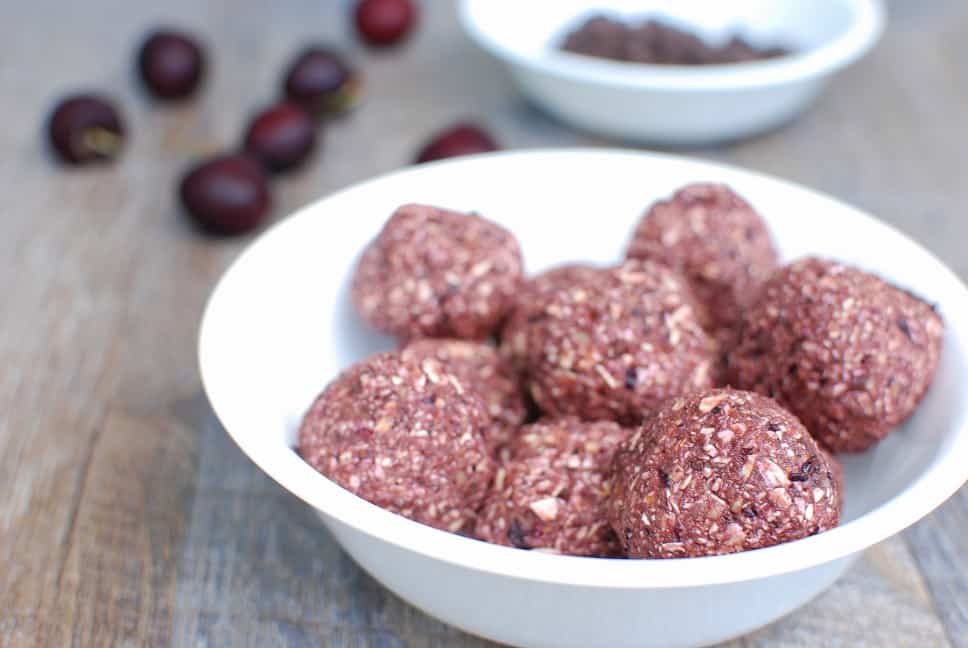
left=475, top=418, right=630, bottom=557
left=298, top=351, right=494, bottom=532
left=608, top=388, right=841, bottom=559
left=726, top=257, right=944, bottom=453
left=626, top=183, right=779, bottom=334
left=500, top=263, right=600, bottom=371
left=523, top=259, right=717, bottom=425
left=401, top=338, right=525, bottom=451
left=352, top=203, right=524, bottom=340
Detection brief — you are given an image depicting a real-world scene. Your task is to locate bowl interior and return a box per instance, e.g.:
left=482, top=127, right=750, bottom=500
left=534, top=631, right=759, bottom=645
left=464, top=0, right=861, bottom=62
left=200, top=150, right=968, bottom=587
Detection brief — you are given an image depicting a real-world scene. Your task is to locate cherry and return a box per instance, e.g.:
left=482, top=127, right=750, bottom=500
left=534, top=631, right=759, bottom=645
left=47, top=94, right=125, bottom=165
left=138, top=29, right=205, bottom=100
left=415, top=123, right=499, bottom=164
left=354, top=0, right=417, bottom=48
left=283, top=47, right=362, bottom=116
left=243, top=102, right=317, bottom=173
left=179, top=153, right=270, bottom=235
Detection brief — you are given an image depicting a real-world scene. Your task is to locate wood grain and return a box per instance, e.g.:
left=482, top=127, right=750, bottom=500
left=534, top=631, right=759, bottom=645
left=47, top=410, right=197, bottom=647
left=907, top=495, right=968, bottom=648
left=0, top=0, right=965, bottom=646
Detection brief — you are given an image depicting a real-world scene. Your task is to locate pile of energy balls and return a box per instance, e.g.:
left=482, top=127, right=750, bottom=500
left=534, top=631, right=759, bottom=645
left=297, top=185, right=944, bottom=559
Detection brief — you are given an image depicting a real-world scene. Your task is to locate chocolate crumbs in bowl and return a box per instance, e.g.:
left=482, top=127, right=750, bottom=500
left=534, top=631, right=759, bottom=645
left=561, top=15, right=791, bottom=66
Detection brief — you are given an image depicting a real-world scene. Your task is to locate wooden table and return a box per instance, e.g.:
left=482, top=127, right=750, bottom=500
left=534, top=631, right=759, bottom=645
left=2, top=1, right=966, bottom=645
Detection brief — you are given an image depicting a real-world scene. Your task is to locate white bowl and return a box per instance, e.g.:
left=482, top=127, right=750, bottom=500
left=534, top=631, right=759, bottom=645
left=459, top=0, right=884, bottom=144
left=198, top=150, right=968, bottom=648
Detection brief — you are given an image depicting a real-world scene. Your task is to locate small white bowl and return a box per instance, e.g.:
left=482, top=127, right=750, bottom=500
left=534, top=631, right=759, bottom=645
left=199, top=150, right=968, bottom=648
left=459, top=0, right=884, bottom=144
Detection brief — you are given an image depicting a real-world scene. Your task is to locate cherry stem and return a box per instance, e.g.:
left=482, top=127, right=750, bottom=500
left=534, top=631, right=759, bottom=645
left=80, top=127, right=122, bottom=157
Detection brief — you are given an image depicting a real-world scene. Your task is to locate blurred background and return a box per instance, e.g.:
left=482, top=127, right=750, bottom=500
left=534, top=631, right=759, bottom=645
left=1, top=0, right=966, bottom=646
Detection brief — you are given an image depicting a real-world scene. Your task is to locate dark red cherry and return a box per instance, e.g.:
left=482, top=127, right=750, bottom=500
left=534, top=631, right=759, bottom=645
left=138, top=29, right=205, bottom=100
left=179, top=153, right=270, bottom=236
left=283, top=47, right=362, bottom=116
left=47, top=94, right=125, bottom=165
left=354, top=0, right=417, bottom=47
left=243, top=102, right=317, bottom=173
left=415, top=123, right=499, bottom=164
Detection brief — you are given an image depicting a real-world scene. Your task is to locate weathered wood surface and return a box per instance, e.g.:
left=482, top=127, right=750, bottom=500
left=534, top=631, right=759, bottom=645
left=0, top=1, right=964, bottom=646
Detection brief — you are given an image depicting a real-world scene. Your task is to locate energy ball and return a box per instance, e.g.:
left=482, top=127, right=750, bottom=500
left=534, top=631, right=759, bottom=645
left=401, top=339, right=525, bottom=451
left=523, top=260, right=717, bottom=425
left=626, top=183, right=778, bottom=336
left=297, top=350, right=494, bottom=533
left=475, top=417, right=630, bottom=557
left=608, top=388, right=841, bottom=559
left=726, top=257, right=943, bottom=453
left=352, top=203, right=524, bottom=341
left=500, top=263, right=600, bottom=371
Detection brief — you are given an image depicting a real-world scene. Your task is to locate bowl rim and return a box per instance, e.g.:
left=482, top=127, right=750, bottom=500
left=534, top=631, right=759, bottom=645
left=199, top=148, right=968, bottom=590
left=458, top=0, right=885, bottom=90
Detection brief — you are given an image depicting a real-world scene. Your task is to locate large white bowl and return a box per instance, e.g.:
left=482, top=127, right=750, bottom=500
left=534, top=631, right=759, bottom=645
left=460, top=0, right=884, bottom=144
left=198, top=150, right=968, bottom=648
